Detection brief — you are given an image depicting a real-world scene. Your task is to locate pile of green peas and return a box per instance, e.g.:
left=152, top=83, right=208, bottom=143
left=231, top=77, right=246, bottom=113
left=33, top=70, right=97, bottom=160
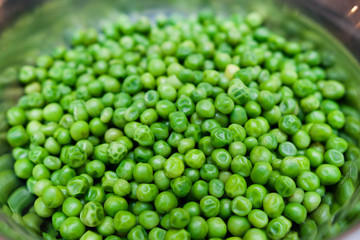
left=4, top=9, right=360, bottom=240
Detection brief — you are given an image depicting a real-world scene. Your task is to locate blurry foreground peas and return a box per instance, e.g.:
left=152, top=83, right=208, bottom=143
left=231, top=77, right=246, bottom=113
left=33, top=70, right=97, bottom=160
left=3, top=8, right=360, bottom=240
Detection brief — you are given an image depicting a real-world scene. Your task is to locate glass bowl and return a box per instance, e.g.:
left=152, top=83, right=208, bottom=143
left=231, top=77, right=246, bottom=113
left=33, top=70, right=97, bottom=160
left=1, top=0, right=360, bottom=239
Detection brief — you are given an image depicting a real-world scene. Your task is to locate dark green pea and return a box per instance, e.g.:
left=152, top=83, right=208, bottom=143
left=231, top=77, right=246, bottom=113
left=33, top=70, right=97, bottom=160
left=278, top=141, right=297, bottom=157
left=136, top=183, right=158, bottom=202
left=85, top=186, right=105, bottom=203
left=169, top=208, right=191, bottom=229
left=164, top=157, right=185, bottom=178
left=196, top=99, right=215, bottom=119
left=231, top=196, right=252, bottom=217
left=184, top=124, right=202, bottom=143
left=169, top=111, right=188, bottom=133
left=211, top=149, right=232, bottom=170
left=218, top=198, right=232, bottom=220
left=176, top=95, right=195, bottom=116
left=101, top=171, right=118, bottom=192
left=191, top=180, right=209, bottom=201
left=131, top=201, right=154, bottom=216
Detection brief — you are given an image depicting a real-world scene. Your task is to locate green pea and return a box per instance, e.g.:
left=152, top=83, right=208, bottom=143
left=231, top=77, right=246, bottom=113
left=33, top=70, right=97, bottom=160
left=171, top=176, right=192, bottom=197
left=231, top=196, right=252, bottom=217
left=62, top=197, right=83, bottom=217
left=302, top=191, right=321, bottom=212
left=136, top=184, right=158, bottom=202
left=228, top=215, right=251, bottom=237
left=187, top=216, right=208, bottom=240
left=200, top=195, right=220, bottom=218
left=191, top=180, right=209, bottom=200
left=149, top=227, right=166, bottom=240
left=246, top=184, right=268, bottom=209
left=196, top=99, right=215, bottom=118
left=200, top=164, right=219, bottom=181
left=164, top=229, right=190, bottom=240
left=104, top=196, right=128, bottom=217
left=164, top=157, right=185, bottom=178
left=225, top=174, right=247, bottom=198
left=67, top=176, right=90, bottom=197
left=138, top=210, right=160, bottom=230
left=263, top=193, right=285, bottom=218
left=248, top=209, right=269, bottom=228
left=266, top=216, right=292, bottom=240
left=309, top=123, right=332, bottom=142
left=184, top=149, right=206, bottom=169
left=154, top=191, right=178, bottom=214
left=80, top=201, right=105, bottom=227
left=284, top=203, right=307, bottom=224
left=250, top=162, right=272, bottom=185
left=297, top=171, right=320, bottom=191
left=211, top=149, right=232, bottom=170
left=60, top=217, right=86, bottom=240
left=113, top=211, right=136, bottom=234
left=42, top=185, right=65, bottom=208
left=316, top=164, right=341, bottom=185
left=278, top=114, right=301, bottom=135
left=183, top=202, right=201, bottom=217
left=207, top=217, right=227, bottom=239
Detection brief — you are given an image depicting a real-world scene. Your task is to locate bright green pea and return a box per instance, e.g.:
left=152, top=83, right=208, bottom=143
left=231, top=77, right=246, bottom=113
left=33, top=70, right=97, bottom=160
left=316, top=164, right=341, bottom=185
left=200, top=195, right=220, bottom=218
left=274, top=176, right=296, bottom=197
left=225, top=174, right=247, bottom=198
left=263, top=193, right=285, bottom=218
left=60, top=217, right=86, bottom=240
left=154, top=191, right=178, bottom=214
left=164, top=157, right=185, bottom=178
left=113, top=211, right=136, bottom=234
left=248, top=209, right=269, bottom=228
left=207, top=217, right=227, bottom=239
